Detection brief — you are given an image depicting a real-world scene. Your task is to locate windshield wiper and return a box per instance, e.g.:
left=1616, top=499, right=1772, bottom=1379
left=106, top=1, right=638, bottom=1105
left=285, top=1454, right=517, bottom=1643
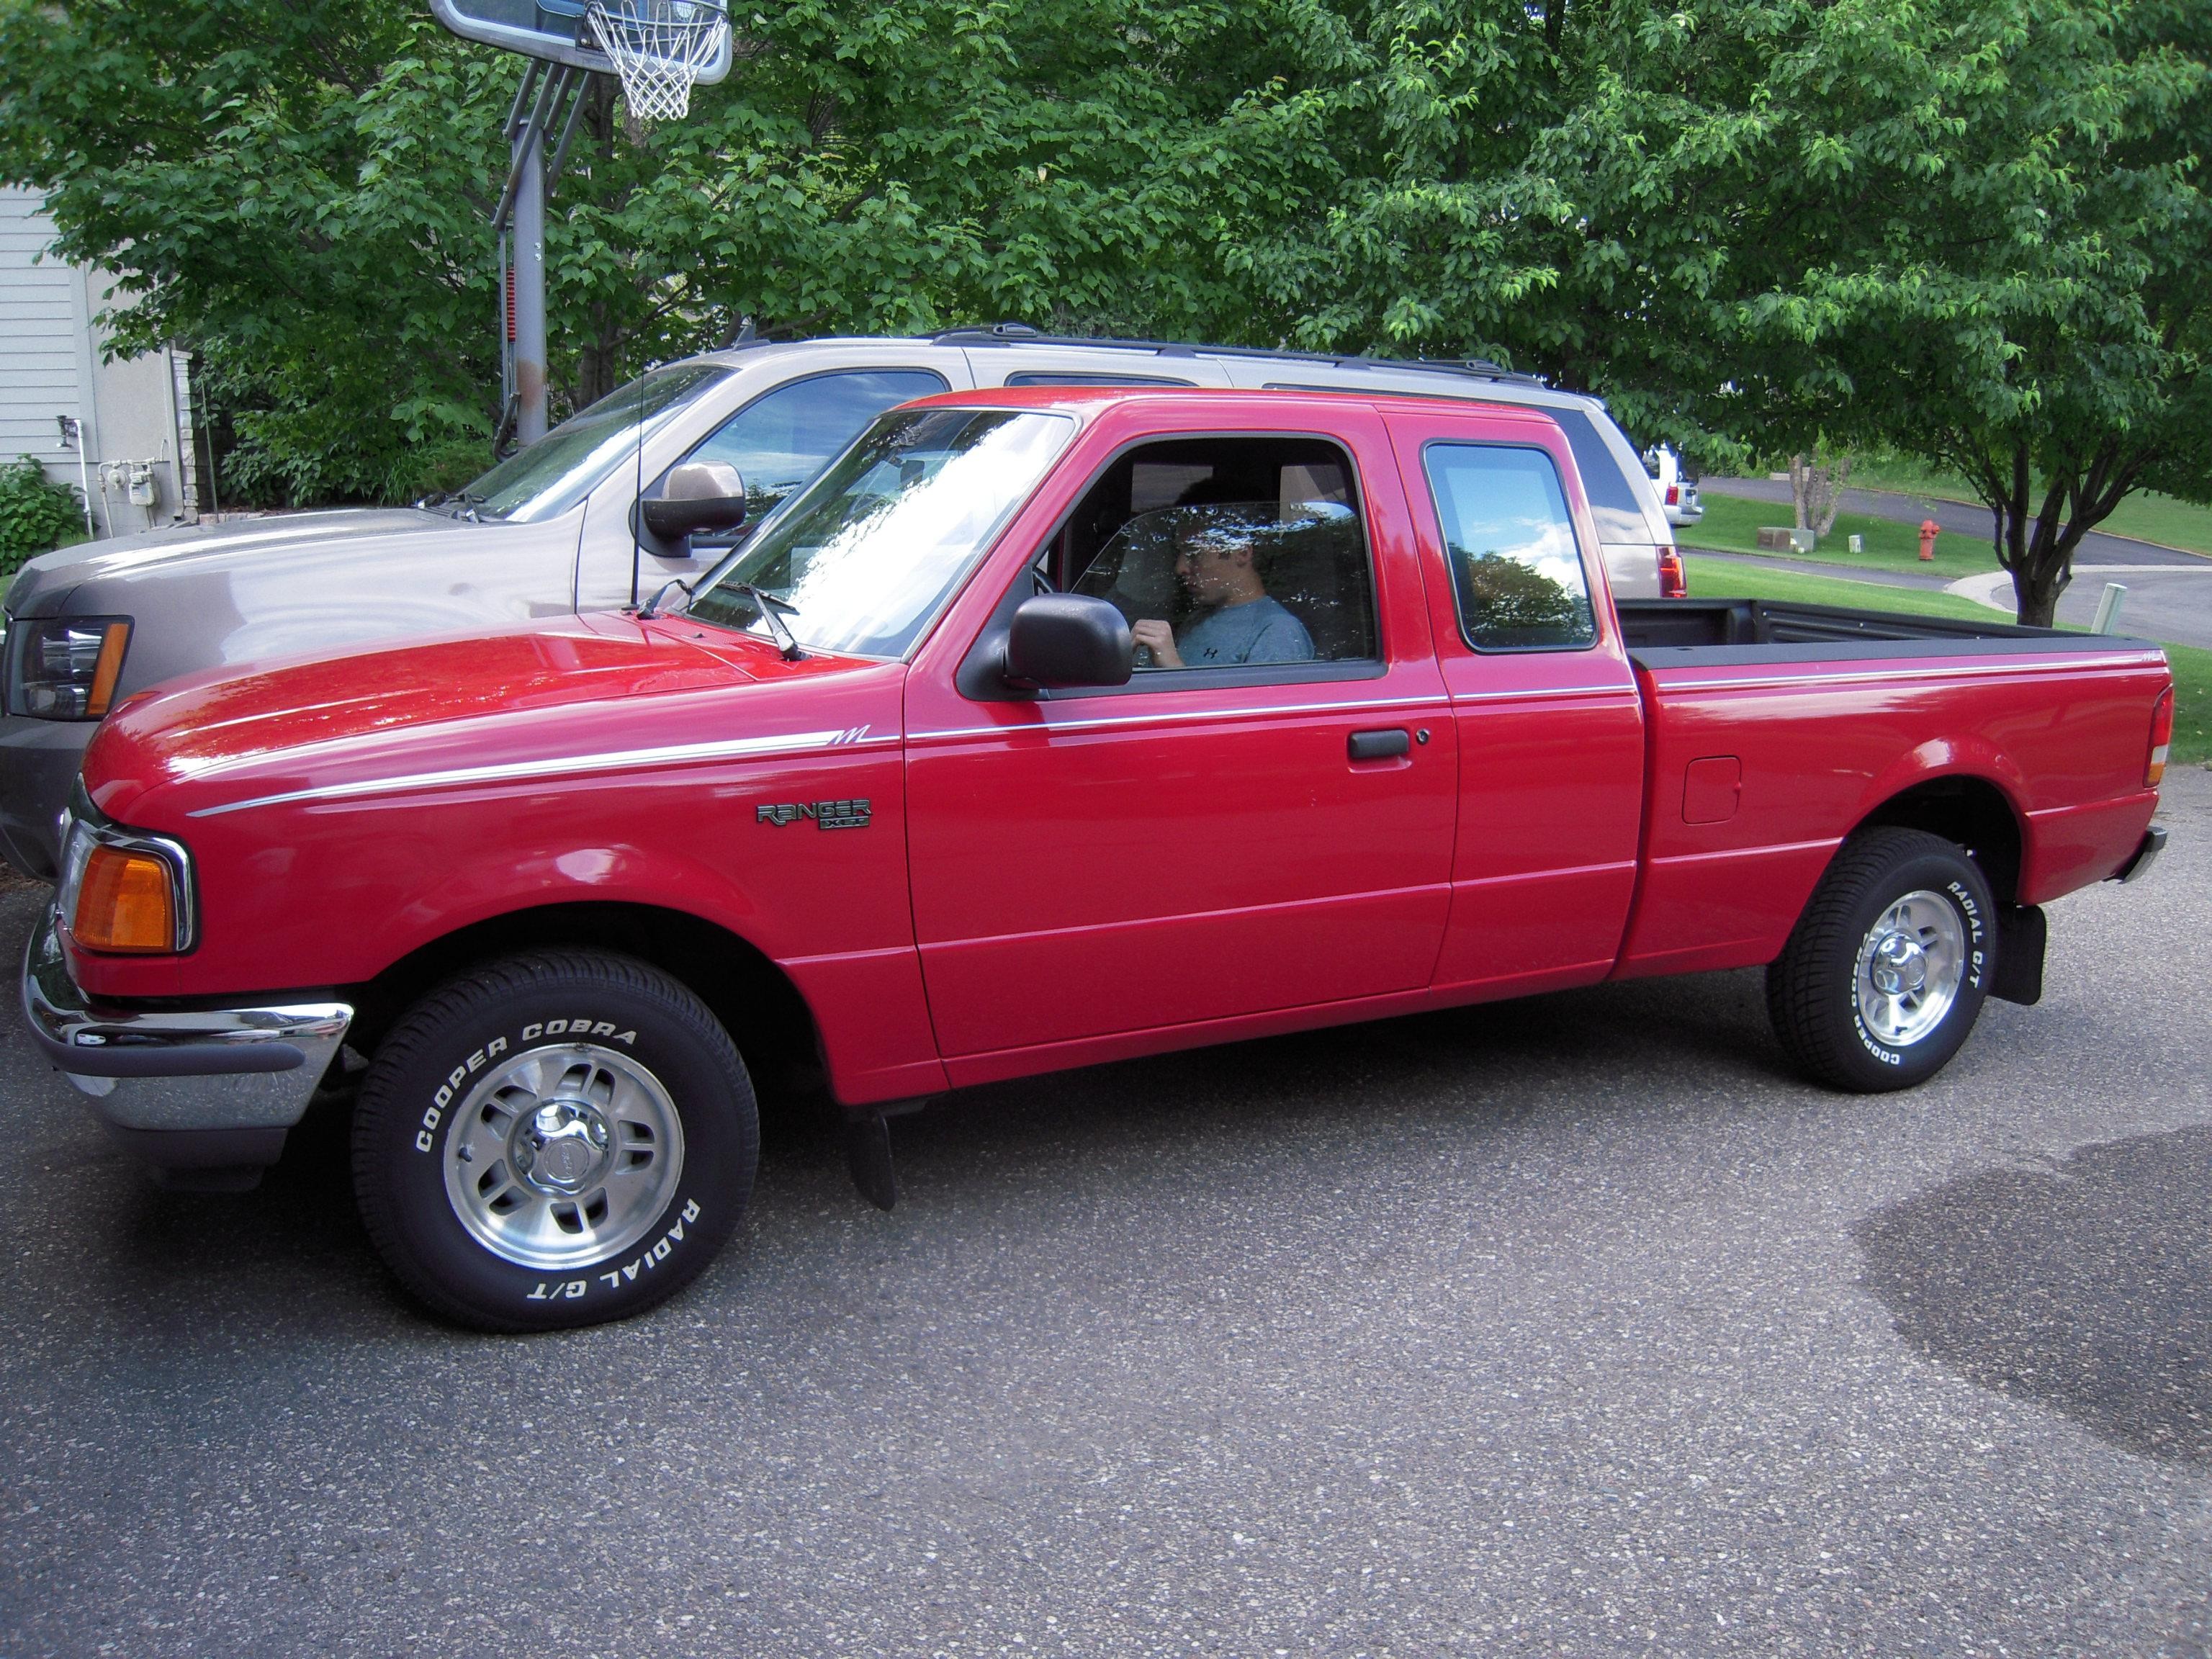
left=740, top=585, right=807, bottom=661
left=421, top=490, right=491, bottom=523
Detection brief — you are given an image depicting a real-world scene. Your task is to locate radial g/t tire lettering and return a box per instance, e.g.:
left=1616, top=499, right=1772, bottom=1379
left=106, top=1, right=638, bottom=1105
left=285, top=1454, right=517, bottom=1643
left=351, top=950, right=755, bottom=1331
left=1765, top=827, right=1996, bottom=1093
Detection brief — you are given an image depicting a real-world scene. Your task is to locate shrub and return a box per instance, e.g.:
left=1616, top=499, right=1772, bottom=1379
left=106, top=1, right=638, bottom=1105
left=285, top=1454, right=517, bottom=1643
left=0, top=456, right=86, bottom=570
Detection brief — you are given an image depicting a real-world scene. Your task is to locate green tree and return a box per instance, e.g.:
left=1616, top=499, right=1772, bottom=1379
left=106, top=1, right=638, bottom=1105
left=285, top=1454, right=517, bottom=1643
left=1585, top=0, right=2212, bottom=627
left=1215, top=0, right=2212, bottom=626
left=0, top=0, right=1324, bottom=505
left=1640, top=0, right=2212, bottom=626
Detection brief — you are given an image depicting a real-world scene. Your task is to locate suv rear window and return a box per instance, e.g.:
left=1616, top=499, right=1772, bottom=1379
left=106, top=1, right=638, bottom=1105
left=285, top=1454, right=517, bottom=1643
left=685, top=368, right=949, bottom=521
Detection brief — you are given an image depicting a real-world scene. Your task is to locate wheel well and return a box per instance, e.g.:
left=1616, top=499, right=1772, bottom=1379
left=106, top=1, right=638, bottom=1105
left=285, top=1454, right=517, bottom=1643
left=346, top=902, right=828, bottom=1099
left=1853, top=775, right=2023, bottom=904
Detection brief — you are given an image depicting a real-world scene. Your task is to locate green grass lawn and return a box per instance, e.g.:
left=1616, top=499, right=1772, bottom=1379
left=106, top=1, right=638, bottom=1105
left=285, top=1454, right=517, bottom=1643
left=1681, top=554, right=2005, bottom=622
left=1683, top=555, right=2212, bottom=766
left=1753, top=456, right=2212, bottom=558
left=1683, top=494, right=1997, bottom=578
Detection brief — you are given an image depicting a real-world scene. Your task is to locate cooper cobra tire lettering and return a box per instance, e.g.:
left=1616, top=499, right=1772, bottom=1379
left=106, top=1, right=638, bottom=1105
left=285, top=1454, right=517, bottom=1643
left=352, top=950, right=756, bottom=1333
left=415, top=1035, right=512, bottom=1151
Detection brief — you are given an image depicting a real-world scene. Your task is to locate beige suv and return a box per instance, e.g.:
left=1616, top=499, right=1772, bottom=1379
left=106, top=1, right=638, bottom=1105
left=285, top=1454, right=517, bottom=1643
left=0, top=327, right=1676, bottom=877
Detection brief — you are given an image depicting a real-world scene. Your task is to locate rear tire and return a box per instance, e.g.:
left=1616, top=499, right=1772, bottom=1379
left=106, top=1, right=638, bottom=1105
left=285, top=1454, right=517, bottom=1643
left=351, top=950, right=755, bottom=1331
left=1766, top=828, right=1995, bottom=1092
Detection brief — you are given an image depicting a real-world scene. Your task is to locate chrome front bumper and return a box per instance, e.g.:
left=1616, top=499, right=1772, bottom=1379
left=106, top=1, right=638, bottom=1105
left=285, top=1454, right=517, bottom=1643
left=22, top=911, right=352, bottom=1182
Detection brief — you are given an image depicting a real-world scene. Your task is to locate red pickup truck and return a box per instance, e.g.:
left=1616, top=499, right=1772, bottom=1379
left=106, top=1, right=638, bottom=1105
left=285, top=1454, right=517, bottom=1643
left=25, top=388, right=2171, bottom=1330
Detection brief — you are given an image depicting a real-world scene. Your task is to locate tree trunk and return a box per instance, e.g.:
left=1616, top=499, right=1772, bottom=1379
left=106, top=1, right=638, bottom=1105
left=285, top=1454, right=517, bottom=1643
left=2008, top=559, right=2064, bottom=628
left=1986, top=443, right=2074, bottom=627
left=1788, top=453, right=1851, bottom=535
left=1954, top=434, right=2157, bottom=628
left=1813, top=454, right=1852, bottom=536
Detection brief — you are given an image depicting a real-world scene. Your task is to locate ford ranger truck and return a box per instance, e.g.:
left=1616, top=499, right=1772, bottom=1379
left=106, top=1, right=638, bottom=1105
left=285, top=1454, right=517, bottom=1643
left=24, top=387, right=2170, bottom=1331
left=0, top=330, right=1678, bottom=879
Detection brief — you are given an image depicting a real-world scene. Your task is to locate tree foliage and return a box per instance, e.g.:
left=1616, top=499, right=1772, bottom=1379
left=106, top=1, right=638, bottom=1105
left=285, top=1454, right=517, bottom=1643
left=3, top=0, right=2207, bottom=625
left=0, top=0, right=1329, bottom=504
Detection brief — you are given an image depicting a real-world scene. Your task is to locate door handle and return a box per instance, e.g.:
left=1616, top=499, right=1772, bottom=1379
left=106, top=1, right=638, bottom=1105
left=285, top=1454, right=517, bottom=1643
left=1347, top=728, right=1411, bottom=761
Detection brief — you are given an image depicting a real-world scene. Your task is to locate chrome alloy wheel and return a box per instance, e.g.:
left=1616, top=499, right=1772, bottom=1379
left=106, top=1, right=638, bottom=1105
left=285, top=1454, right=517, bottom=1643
left=441, top=1044, right=685, bottom=1270
left=1853, top=889, right=1967, bottom=1048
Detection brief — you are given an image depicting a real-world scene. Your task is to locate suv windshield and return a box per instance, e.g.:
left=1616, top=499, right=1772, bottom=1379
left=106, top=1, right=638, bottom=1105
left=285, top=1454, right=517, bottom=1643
left=453, top=363, right=732, bottom=522
left=687, top=407, right=1074, bottom=659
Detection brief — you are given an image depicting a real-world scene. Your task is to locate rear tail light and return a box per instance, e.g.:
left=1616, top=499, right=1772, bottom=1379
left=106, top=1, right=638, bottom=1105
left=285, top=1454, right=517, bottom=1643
left=1658, top=545, right=1687, bottom=600
left=1665, top=485, right=1680, bottom=505
left=2148, top=685, right=2174, bottom=786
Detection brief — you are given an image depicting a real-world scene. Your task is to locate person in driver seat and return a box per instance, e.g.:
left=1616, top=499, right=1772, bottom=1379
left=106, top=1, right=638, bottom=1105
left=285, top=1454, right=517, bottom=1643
left=1130, top=515, right=1316, bottom=668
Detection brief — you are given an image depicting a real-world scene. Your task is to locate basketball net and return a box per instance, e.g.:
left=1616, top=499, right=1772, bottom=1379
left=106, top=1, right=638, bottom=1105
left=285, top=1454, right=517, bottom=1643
left=585, top=0, right=729, bottom=124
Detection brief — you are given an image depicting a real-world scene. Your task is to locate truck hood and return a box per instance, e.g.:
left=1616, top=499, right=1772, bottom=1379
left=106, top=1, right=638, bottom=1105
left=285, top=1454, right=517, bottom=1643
left=4, top=508, right=585, bottom=700
left=9, top=509, right=464, bottom=611
left=81, top=615, right=881, bottom=828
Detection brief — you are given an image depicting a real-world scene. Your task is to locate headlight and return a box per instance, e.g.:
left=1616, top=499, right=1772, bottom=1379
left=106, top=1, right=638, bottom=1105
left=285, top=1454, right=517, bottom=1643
left=56, top=796, right=194, bottom=954
left=8, top=616, right=132, bottom=719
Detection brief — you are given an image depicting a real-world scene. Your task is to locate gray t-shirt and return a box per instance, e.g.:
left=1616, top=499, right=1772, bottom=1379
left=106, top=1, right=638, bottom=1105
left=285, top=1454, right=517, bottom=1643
left=1174, top=596, right=1315, bottom=666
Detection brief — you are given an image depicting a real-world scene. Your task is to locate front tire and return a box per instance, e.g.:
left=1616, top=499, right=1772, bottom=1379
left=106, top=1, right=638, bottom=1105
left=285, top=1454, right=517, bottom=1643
left=352, top=950, right=755, bottom=1331
left=1766, top=828, right=1995, bottom=1092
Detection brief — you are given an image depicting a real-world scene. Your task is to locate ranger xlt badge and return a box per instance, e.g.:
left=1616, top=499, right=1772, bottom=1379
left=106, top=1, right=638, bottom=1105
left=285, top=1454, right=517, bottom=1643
left=757, top=799, right=871, bottom=830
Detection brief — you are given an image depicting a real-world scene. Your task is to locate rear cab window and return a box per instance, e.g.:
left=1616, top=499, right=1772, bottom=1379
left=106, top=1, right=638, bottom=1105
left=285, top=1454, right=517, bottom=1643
left=1423, top=444, right=1597, bottom=652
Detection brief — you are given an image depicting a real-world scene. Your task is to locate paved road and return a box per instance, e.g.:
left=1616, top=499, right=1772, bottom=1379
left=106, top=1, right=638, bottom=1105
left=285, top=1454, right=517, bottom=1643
left=1701, top=477, right=2208, bottom=568
left=5, top=776, right=2210, bottom=1658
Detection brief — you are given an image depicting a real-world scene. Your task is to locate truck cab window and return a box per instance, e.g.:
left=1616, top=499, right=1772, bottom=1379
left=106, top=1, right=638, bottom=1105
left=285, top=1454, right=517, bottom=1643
left=1056, top=436, right=1378, bottom=669
left=684, top=368, right=948, bottom=526
left=1425, top=444, right=1596, bottom=651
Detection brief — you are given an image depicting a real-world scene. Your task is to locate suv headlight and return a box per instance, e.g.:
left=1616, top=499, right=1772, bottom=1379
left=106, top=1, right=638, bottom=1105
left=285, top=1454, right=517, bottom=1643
left=7, top=616, right=133, bottom=719
left=56, top=792, right=194, bottom=954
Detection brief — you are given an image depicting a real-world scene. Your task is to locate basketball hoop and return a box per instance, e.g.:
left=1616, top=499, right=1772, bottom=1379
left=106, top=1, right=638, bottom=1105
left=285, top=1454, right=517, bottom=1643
left=585, top=0, right=731, bottom=124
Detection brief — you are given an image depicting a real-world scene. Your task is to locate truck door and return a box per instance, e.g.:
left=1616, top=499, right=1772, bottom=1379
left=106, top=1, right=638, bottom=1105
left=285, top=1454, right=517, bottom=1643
left=1383, top=411, right=1646, bottom=994
left=903, top=405, right=1458, bottom=1064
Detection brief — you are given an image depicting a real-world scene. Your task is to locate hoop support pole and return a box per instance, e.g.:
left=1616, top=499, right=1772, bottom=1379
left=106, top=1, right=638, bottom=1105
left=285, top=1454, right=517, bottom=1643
left=503, top=59, right=542, bottom=145
left=544, top=73, right=595, bottom=194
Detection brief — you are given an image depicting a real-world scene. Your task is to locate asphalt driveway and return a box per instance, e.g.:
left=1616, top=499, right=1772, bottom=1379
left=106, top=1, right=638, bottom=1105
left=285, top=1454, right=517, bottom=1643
left=3, top=775, right=2208, bottom=1658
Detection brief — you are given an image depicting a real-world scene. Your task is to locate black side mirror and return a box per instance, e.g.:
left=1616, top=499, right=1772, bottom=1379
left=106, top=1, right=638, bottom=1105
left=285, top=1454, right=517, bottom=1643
left=641, top=461, right=748, bottom=545
left=1004, top=593, right=1134, bottom=690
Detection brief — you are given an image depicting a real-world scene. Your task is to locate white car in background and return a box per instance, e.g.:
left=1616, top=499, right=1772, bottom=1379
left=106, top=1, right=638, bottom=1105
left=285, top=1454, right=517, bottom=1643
left=1645, top=444, right=1703, bottom=527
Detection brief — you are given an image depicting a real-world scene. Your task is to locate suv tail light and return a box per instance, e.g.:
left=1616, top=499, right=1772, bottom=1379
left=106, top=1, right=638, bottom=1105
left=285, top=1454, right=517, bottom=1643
left=2148, top=685, right=2174, bottom=786
left=1658, top=545, right=1687, bottom=600
left=1665, top=484, right=1680, bottom=505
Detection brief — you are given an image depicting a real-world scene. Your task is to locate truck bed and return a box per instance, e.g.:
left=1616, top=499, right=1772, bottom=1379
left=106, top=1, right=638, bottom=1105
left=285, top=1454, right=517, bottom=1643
left=1614, top=596, right=2136, bottom=663
left=1606, top=596, right=2167, bottom=981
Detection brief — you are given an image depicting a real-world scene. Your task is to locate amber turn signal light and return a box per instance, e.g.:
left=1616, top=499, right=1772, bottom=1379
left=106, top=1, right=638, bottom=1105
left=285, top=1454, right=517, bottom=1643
left=71, top=845, right=176, bottom=953
left=84, top=621, right=131, bottom=719
left=2148, top=685, right=2175, bottom=788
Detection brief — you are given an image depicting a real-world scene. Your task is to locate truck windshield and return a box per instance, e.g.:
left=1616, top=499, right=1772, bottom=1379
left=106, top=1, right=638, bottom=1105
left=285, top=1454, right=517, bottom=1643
left=687, top=407, right=1074, bottom=659
left=455, top=364, right=732, bottom=523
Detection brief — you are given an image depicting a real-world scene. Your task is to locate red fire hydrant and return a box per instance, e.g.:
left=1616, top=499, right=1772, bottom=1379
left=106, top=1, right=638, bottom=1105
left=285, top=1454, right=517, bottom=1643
left=1918, top=518, right=1939, bottom=562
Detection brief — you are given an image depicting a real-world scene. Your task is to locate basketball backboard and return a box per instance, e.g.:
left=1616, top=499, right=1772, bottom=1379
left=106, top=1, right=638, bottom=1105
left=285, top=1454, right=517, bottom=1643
left=429, top=0, right=733, bottom=83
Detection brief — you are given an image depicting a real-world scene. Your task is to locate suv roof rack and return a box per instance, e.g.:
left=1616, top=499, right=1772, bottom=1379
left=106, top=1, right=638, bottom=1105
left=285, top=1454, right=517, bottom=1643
left=925, top=322, right=1550, bottom=389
